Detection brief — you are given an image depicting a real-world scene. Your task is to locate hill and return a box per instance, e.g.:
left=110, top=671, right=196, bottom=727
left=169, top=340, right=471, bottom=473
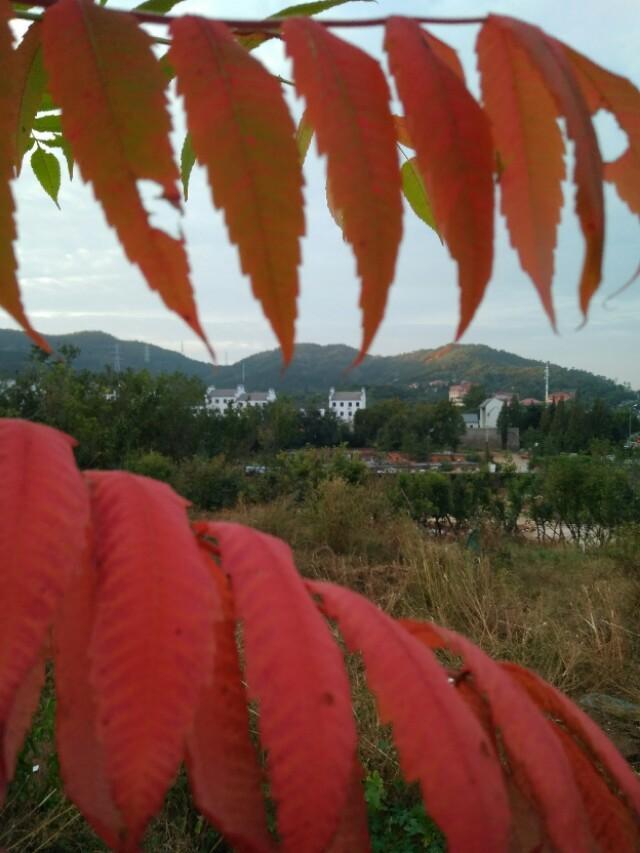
left=0, top=329, right=632, bottom=404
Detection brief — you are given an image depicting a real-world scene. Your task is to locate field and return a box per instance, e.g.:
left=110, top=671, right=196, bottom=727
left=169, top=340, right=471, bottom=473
left=2, top=478, right=639, bottom=851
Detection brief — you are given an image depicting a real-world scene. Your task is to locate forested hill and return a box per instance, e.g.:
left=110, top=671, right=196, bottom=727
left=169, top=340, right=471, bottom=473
left=0, top=329, right=632, bottom=403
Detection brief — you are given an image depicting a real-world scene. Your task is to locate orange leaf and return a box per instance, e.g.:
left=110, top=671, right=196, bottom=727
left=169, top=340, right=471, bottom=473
left=0, top=419, right=88, bottom=801
left=0, top=6, right=49, bottom=352
left=308, top=580, right=510, bottom=853
left=170, top=18, right=304, bottom=364
left=402, top=620, right=594, bottom=851
left=393, top=115, right=413, bottom=148
left=385, top=17, right=494, bottom=339
left=186, top=554, right=274, bottom=852
left=2, top=656, right=45, bottom=794
left=488, top=15, right=604, bottom=318
left=477, top=18, right=565, bottom=326
left=41, top=0, right=212, bottom=358
left=196, top=521, right=357, bottom=853
left=86, top=472, right=217, bottom=850
left=284, top=17, right=402, bottom=362
left=54, top=553, right=122, bottom=848
left=422, top=31, right=465, bottom=82
left=502, top=663, right=640, bottom=819
left=561, top=42, right=640, bottom=217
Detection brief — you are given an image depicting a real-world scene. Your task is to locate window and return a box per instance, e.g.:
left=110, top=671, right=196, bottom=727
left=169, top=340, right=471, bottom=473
left=355, top=402, right=359, bottom=407
left=348, top=402, right=352, bottom=407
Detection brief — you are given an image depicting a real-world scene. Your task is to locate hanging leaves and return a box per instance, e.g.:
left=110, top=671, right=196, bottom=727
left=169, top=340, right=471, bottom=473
left=401, top=158, right=438, bottom=234
left=477, top=17, right=565, bottom=325
left=14, top=22, right=47, bottom=173
left=30, top=145, right=61, bottom=207
left=284, top=16, right=402, bottom=361
left=0, top=419, right=88, bottom=801
left=41, top=0, right=213, bottom=357
left=0, top=3, right=49, bottom=352
left=386, top=17, right=495, bottom=339
left=170, top=17, right=304, bottom=363
left=85, top=472, right=217, bottom=849
left=485, top=15, right=604, bottom=318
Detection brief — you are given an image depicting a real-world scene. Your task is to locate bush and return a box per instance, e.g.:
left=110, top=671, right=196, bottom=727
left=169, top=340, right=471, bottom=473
left=174, top=455, right=243, bottom=511
left=124, top=450, right=177, bottom=484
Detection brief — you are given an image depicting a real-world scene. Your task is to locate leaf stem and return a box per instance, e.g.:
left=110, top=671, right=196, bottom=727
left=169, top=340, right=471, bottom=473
left=10, top=2, right=487, bottom=30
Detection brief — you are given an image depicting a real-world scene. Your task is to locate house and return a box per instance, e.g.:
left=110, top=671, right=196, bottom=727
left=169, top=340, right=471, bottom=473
left=494, top=391, right=516, bottom=403
left=205, top=384, right=276, bottom=414
left=549, top=390, right=576, bottom=404
left=521, top=397, right=543, bottom=407
left=463, top=412, right=479, bottom=430
left=479, top=396, right=505, bottom=429
left=328, top=387, right=366, bottom=423
left=448, top=381, right=473, bottom=406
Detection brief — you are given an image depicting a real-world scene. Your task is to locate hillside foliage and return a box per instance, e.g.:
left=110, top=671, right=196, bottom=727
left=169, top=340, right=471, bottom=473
left=1, top=0, right=640, bottom=850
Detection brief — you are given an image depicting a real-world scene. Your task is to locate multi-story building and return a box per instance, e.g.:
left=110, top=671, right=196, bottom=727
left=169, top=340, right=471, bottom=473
left=448, top=381, right=473, bottom=406
left=205, top=384, right=276, bottom=414
left=328, top=387, right=366, bottom=424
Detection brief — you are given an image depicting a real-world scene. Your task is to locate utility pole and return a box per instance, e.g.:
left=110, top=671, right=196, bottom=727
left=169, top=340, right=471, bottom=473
left=545, top=361, right=550, bottom=404
left=114, top=342, right=121, bottom=373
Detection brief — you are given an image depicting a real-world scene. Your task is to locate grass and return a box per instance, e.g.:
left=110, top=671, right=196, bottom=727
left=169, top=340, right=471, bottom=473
left=3, top=477, right=639, bottom=850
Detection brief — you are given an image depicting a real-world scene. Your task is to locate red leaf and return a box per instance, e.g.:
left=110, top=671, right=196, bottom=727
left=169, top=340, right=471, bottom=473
left=561, top=42, right=640, bottom=217
left=326, top=758, right=370, bottom=853
left=186, top=553, right=274, bottom=853
left=0, top=419, right=88, bottom=800
left=553, top=726, right=639, bottom=852
left=41, top=0, right=212, bottom=358
left=2, top=656, right=45, bottom=794
left=502, top=662, right=640, bottom=818
left=284, top=17, right=402, bottom=362
left=0, top=9, right=49, bottom=352
left=487, top=15, right=604, bottom=318
left=54, top=553, right=122, bottom=848
left=402, top=619, right=594, bottom=851
left=86, top=472, right=217, bottom=850
left=170, top=18, right=304, bottom=365
left=195, top=521, right=357, bottom=853
left=422, top=31, right=465, bottom=82
left=385, top=17, right=494, bottom=339
left=308, top=580, right=510, bottom=853
left=477, top=18, right=565, bottom=326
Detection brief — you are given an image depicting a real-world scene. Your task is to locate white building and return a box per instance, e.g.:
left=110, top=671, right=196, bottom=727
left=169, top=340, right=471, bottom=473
left=462, top=412, right=479, bottom=430
left=328, top=387, right=366, bottom=424
left=205, top=384, right=276, bottom=414
left=479, top=397, right=505, bottom=429
left=448, top=381, right=473, bottom=406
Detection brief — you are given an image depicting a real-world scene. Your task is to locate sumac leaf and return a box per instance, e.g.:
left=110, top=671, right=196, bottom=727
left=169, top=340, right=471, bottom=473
left=196, top=522, right=357, bottom=853
left=14, top=22, right=46, bottom=173
left=171, top=17, right=304, bottom=364
left=308, top=580, right=510, bottom=853
left=385, top=17, right=494, bottom=339
left=42, top=0, right=212, bottom=357
left=54, top=554, right=122, bottom=848
left=0, top=419, right=88, bottom=801
left=401, top=158, right=438, bottom=234
left=180, top=132, right=195, bottom=201
left=186, top=554, right=274, bottom=852
left=561, top=43, right=640, bottom=217
left=284, top=17, right=402, bottom=362
left=86, top=472, right=217, bottom=849
left=32, top=112, right=62, bottom=133
left=0, top=6, right=49, bottom=351
left=477, top=17, right=565, bottom=326
left=402, top=620, right=595, bottom=852
left=30, top=145, right=61, bottom=207
left=487, top=15, right=604, bottom=318
left=42, top=134, right=73, bottom=179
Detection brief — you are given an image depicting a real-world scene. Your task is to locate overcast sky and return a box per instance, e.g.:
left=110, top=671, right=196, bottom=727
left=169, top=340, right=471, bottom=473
left=9, top=0, right=640, bottom=386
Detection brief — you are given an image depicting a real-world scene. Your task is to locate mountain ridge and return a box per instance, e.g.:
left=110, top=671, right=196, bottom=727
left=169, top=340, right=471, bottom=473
left=0, top=329, right=633, bottom=403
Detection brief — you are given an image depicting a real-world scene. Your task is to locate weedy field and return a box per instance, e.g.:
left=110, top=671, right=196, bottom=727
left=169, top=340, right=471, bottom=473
left=2, top=479, right=639, bottom=851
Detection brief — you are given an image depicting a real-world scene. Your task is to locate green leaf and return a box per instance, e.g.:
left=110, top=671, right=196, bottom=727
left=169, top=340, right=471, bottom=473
left=41, top=135, right=73, bottom=179
left=16, top=26, right=47, bottom=173
left=30, top=146, right=61, bottom=207
left=296, top=111, right=314, bottom=164
left=33, top=113, right=62, bottom=133
left=401, top=158, right=439, bottom=235
left=158, top=49, right=175, bottom=82
left=134, top=0, right=187, bottom=12
left=180, top=133, right=196, bottom=201
left=273, top=0, right=375, bottom=17
left=39, top=92, right=57, bottom=112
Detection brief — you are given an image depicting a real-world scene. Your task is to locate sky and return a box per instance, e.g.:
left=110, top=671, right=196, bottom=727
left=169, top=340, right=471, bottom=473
left=8, top=0, right=640, bottom=386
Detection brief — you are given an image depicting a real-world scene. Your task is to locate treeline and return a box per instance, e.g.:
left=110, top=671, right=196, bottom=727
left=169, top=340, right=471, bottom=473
left=352, top=399, right=465, bottom=456
left=497, top=397, right=637, bottom=454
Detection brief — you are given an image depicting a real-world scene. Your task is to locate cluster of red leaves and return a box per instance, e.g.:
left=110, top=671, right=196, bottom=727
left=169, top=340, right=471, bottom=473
left=1, top=418, right=639, bottom=852
left=2, top=1, right=640, bottom=362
